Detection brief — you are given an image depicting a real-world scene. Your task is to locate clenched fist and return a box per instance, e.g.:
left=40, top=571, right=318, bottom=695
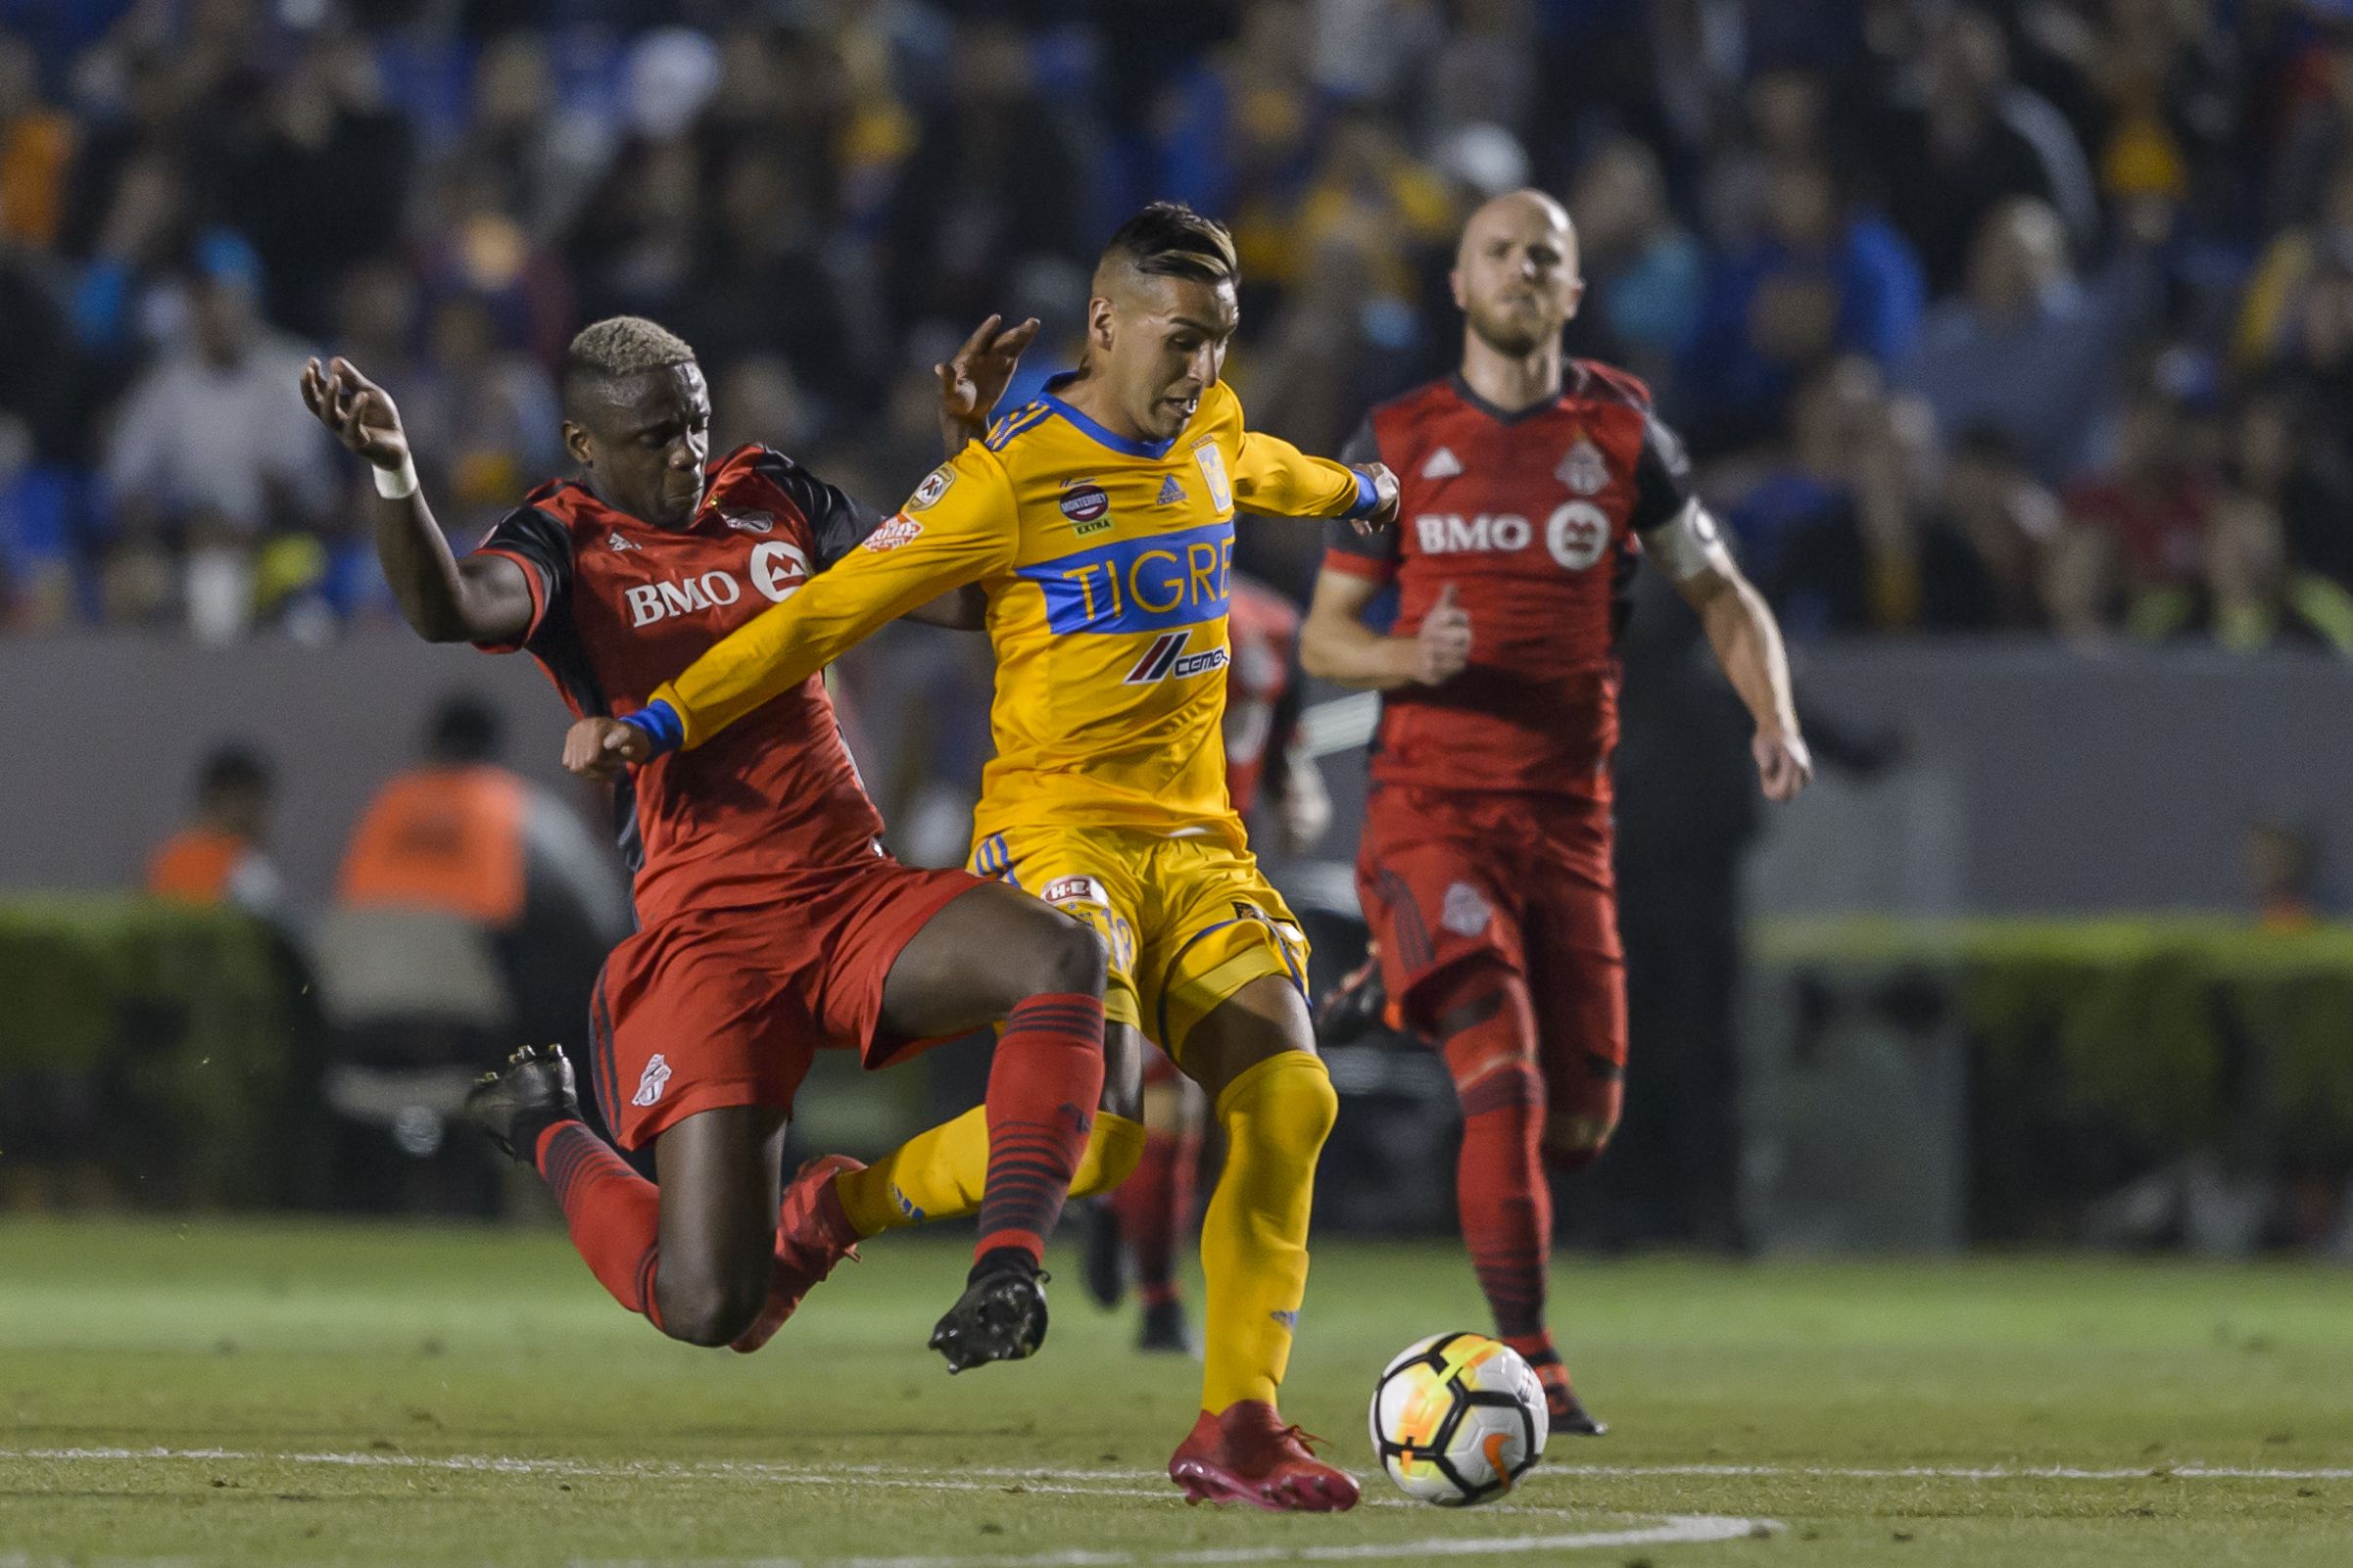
left=1411, top=582, right=1472, bottom=686
left=565, top=716, right=652, bottom=781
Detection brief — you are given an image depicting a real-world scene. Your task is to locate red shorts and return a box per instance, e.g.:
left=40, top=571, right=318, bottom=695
left=589, top=860, right=979, bottom=1150
left=1355, top=784, right=1627, bottom=1098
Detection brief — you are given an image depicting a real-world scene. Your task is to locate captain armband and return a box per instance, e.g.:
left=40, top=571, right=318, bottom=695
left=1642, top=499, right=1735, bottom=583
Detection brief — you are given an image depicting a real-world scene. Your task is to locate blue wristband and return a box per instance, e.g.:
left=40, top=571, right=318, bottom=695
left=1344, top=468, right=1379, bottom=519
left=620, top=699, right=685, bottom=757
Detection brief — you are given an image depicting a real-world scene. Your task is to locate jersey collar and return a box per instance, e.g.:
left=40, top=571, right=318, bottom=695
left=1448, top=368, right=1575, bottom=426
left=1042, top=371, right=1179, bottom=459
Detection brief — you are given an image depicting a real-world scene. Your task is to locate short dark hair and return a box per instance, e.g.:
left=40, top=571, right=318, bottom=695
left=427, top=693, right=503, bottom=764
left=1100, top=202, right=1238, bottom=287
left=561, top=315, right=696, bottom=415
left=197, top=744, right=270, bottom=805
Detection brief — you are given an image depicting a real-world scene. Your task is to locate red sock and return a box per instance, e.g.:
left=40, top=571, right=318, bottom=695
left=974, top=992, right=1106, bottom=1267
left=1436, top=969, right=1551, bottom=1343
left=536, top=1121, right=665, bottom=1329
left=1112, top=1124, right=1199, bottom=1307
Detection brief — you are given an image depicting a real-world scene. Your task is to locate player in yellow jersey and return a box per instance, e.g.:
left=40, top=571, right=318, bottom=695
left=571, top=204, right=1398, bottom=1511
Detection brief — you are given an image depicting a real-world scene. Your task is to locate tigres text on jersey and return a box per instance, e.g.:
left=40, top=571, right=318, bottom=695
left=639, top=375, right=1377, bottom=843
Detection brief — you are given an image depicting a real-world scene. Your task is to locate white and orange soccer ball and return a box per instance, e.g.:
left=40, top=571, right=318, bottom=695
left=1369, top=1332, right=1549, bottom=1505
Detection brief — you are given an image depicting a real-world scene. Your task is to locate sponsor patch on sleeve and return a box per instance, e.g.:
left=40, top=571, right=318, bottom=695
left=862, top=515, right=926, bottom=552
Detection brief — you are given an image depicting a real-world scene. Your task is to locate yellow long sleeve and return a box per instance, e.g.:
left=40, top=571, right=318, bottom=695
left=1221, top=388, right=1369, bottom=520
left=648, top=451, right=1018, bottom=748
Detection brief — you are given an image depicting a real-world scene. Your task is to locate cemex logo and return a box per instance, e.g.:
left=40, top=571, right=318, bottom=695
left=1124, top=630, right=1229, bottom=685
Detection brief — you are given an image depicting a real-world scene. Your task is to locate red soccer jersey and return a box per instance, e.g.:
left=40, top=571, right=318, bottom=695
left=472, top=444, right=889, bottom=926
left=1223, top=576, right=1301, bottom=818
left=1324, top=364, right=1696, bottom=800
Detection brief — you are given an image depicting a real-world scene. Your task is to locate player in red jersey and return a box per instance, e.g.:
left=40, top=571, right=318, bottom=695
left=1301, top=191, right=1811, bottom=1435
left=300, top=315, right=1145, bottom=1370
left=1081, top=572, right=1327, bottom=1354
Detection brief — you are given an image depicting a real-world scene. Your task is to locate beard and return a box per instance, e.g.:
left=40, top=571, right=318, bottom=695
left=1465, top=297, right=1559, bottom=357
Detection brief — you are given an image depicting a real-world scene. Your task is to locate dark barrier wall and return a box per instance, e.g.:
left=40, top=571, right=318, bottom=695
left=4, top=634, right=2346, bottom=914
left=3, top=635, right=584, bottom=904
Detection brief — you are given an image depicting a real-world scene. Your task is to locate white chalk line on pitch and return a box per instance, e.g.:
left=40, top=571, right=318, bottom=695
left=0, top=1447, right=1591, bottom=1520
left=8, top=1447, right=2349, bottom=1487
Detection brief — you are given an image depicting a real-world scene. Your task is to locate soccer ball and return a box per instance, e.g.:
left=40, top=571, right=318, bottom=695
left=1369, top=1332, right=1549, bottom=1505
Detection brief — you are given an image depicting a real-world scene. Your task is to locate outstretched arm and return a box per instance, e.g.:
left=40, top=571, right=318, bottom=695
left=1228, top=422, right=1400, bottom=534
left=567, top=453, right=1019, bottom=777
left=301, top=356, right=534, bottom=645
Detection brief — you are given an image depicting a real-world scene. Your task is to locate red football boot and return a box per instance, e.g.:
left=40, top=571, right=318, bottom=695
left=1532, top=1357, right=1608, bottom=1436
left=732, top=1154, right=865, bottom=1354
left=1169, top=1402, right=1361, bottom=1511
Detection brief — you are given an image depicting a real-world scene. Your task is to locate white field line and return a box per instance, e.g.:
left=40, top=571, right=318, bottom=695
left=0, top=1517, right=1773, bottom=1568
left=577, top=1519, right=1776, bottom=1568
left=1543, top=1462, right=2353, bottom=1481
left=7, top=1448, right=2347, bottom=1486
left=0, top=1448, right=1586, bottom=1519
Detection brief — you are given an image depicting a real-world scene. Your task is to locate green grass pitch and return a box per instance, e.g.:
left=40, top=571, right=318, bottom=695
left=1, top=1218, right=2346, bottom=1566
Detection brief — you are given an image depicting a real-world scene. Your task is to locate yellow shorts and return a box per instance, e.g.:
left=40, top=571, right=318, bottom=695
left=971, top=822, right=1311, bottom=1061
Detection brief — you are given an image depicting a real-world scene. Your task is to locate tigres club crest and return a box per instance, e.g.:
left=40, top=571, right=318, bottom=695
left=1557, top=435, right=1609, bottom=498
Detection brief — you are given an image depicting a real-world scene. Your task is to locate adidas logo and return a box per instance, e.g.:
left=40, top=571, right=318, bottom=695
left=607, top=531, right=639, bottom=552
left=1420, top=448, right=1463, bottom=480
left=1157, top=474, right=1186, bottom=505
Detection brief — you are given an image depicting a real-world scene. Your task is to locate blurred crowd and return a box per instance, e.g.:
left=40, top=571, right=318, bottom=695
left=3, top=0, right=2353, bottom=652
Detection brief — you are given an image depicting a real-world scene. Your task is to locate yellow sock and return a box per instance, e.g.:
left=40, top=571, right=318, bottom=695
left=1198, top=1050, right=1336, bottom=1414
left=834, top=1108, right=1145, bottom=1238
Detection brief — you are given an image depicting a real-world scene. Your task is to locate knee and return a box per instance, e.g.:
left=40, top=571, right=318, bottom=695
left=654, top=1260, right=770, bottom=1348
left=1015, top=906, right=1110, bottom=1001
left=1225, top=1049, right=1337, bottom=1153
left=1542, top=1111, right=1618, bottom=1172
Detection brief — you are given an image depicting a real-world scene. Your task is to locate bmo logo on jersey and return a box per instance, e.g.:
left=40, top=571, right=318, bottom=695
left=1413, top=504, right=1612, bottom=571
left=624, top=541, right=811, bottom=627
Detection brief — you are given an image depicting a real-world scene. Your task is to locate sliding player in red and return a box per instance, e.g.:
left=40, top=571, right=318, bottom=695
left=1301, top=191, right=1810, bottom=1435
left=1084, top=571, right=1327, bottom=1354
left=300, top=315, right=1142, bottom=1369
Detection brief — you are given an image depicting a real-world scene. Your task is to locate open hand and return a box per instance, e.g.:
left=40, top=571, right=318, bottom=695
left=301, top=356, right=410, bottom=472
left=1412, top=583, right=1472, bottom=686
left=936, top=313, right=1043, bottom=438
left=564, top=717, right=651, bottom=781
left=1349, top=462, right=1400, bottom=535
left=1753, top=729, right=1813, bottom=802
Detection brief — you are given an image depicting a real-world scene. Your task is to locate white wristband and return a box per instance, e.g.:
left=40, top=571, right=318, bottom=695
left=372, top=454, right=419, bottom=500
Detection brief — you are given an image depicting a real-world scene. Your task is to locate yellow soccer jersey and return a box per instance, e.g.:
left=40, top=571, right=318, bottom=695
left=643, top=375, right=1377, bottom=841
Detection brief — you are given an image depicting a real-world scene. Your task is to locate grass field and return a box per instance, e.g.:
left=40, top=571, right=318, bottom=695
left=0, top=1219, right=2346, bottom=1566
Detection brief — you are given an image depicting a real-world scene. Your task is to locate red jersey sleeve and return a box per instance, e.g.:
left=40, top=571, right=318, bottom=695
left=743, top=447, right=885, bottom=571
left=469, top=503, right=572, bottom=653
left=1321, top=417, right=1399, bottom=581
left=1628, top=412, right=1698, bottom=537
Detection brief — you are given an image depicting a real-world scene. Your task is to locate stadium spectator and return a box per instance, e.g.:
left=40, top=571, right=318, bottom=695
left=2225, top=383, right=2353, bottom=593
left=146, top=743, right=290, bottom=925
left=1674, top=156, right=1924, bottom=456
left=2062, top=373, right=2220, bottom=596
left=0, top=0, right=2329, bottom=668
left=1564, top=135, right=1703, bottom=387
left=1897, top=197, right=2162, bottom=484
left=99, top=230, right=334, bottom=640
left=2128, top=492, right=2353, bottom=655
left=1868, top=6, right=2095, bottom=293
left=0, top=32, right=71, bottom=247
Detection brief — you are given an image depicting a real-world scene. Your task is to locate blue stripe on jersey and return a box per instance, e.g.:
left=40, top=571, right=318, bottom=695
left=986, top=404, right=1054, bottom=451
left=1014, top=519, right=1235, bottom=635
